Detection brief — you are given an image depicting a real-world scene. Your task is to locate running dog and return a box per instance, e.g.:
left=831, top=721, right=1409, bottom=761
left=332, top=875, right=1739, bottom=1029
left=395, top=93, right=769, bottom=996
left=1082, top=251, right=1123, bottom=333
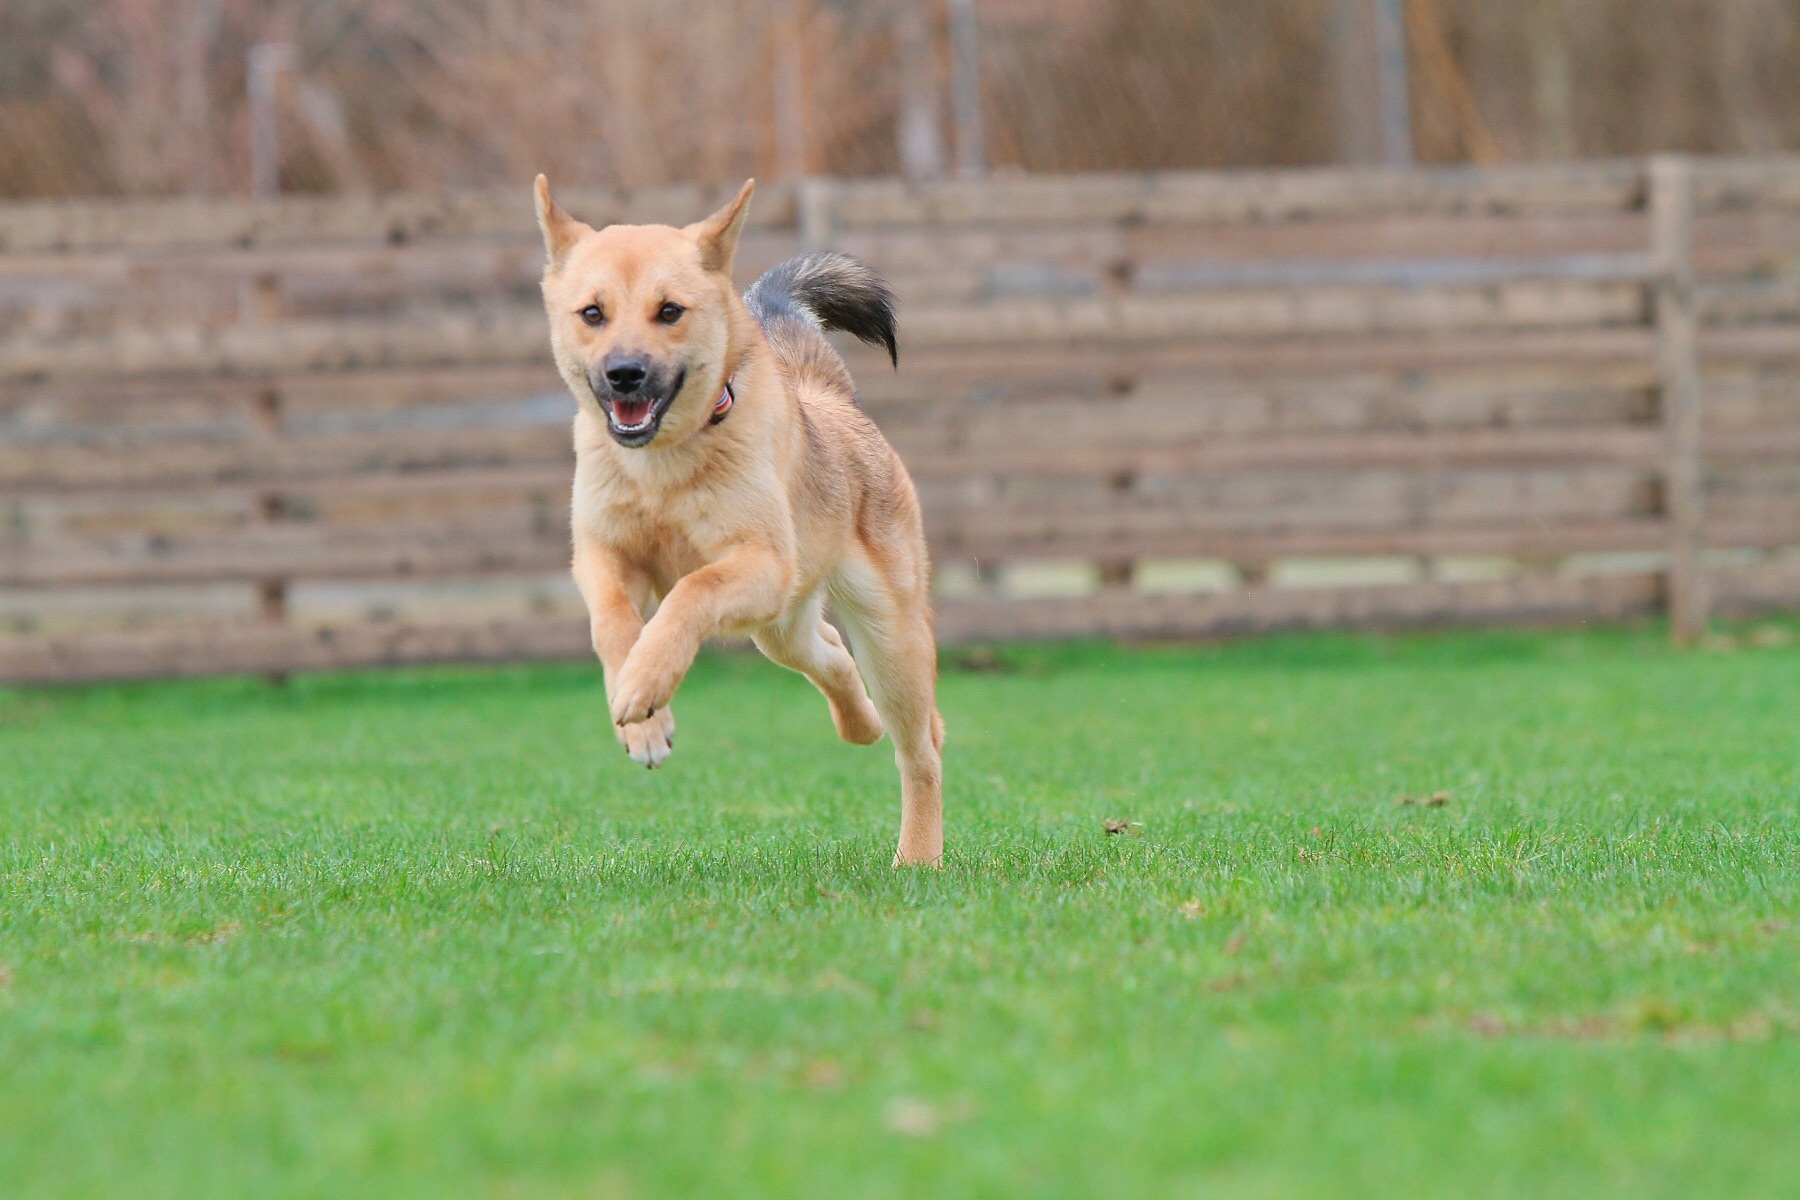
left=534, top=176, right=944, bottom=866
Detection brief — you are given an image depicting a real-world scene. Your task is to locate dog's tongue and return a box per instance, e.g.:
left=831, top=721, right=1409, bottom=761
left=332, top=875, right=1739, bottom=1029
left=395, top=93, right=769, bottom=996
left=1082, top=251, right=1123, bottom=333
left=613, top=397, right=652, bottom=427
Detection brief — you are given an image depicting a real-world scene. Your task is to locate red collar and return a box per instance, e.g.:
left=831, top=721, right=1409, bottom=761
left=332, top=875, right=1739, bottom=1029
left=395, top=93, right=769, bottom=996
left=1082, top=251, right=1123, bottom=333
left=709, top=379, right=734, bottom=426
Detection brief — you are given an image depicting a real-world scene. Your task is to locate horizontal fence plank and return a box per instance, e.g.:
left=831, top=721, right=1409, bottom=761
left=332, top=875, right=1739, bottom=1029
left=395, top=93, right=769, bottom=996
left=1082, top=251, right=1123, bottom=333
left=6, top=356, right=1663, bottom=441
left=828, top=162, right=1648, bottom=229
left=1698, top=278, right=1800, bottom=325
left=931, top=571, right=1665, bottom=642
left=22, top=515, right=1800, bottom=590
left=14, top=356, right=1780, bottom=467
left=0, top=182, right=798, bottom=256
left=872, top=367, right=1664, bottom=442
left=921, top=464, right=1664, bottom=555
left=1693, top=209, right=1800, bottom=277
left=2, top=423, right=1683, bottom=497
left=1699, top=325, right=1800, bottom=364
left=893, top=426, right=1670, bottom=477
left=837, top=212, right=1656, bottom=293
left=0, top=363, right=566, bottom=428
left=0, top=231, right=806, bottom=339
left=0, top=310, right=548, bottom=382
left=0, top=286, right=1661, bottom=384
left=1, top=528, right=571, bottom=588
left=897, top=281, right=1649, bottom=347
left=1130, top=254, right=1655, bottom=291
left=862, top=328, right=1665, bottom=376
left=0, top=426, right=573, bottom=492
left=930, top=516, right=1795, bottom=565
left=1694, top=155, right=1800, bottom=215
left=1121, top=212, right=1651, bottom=268
left=0, top=617, right=594, bottom=684
left=8, top=422, right=1792, bottom=535
left=26, top=217, right=1761, bottom=337
left=0, top=570, right=1670, bottom=684
left=0, top=163, right=1662, bottom=264
left=1713, top=557, right=1800, bottom=613
left=1707, top=426, right=1800, bottom=461
left=3, top=313, right=1670, bottom=383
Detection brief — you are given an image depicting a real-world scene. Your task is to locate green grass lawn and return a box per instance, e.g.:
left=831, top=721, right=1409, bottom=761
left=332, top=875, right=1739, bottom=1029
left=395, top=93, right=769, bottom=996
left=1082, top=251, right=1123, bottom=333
left=2, top=622, right=1798, bottom=1199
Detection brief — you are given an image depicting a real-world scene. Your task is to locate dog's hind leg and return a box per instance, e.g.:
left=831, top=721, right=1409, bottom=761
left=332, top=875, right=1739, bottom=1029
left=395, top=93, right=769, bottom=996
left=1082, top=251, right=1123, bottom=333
left=754, top=590, right=884, bottom=745
left=832, top=546, right=944, bottom=868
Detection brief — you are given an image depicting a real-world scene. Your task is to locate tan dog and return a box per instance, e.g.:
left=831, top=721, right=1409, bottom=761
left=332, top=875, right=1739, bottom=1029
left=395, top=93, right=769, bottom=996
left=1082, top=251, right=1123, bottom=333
left=534, top=176, right=944, bottom=867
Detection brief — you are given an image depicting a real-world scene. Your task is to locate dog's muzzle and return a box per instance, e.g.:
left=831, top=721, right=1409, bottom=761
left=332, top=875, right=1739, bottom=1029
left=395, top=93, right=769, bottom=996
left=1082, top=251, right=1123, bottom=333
left=590, top=364, right=687, bottom=448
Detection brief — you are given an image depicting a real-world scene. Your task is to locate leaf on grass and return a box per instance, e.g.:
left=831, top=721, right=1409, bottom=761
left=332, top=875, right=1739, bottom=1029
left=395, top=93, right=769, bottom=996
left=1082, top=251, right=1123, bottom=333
left=1394, top=791, right=1452, bottom=808
left=1103, top=818, right=1142, bottom=836
left=1466, top=1012, right=1508, bottom=1038
left=273, top=1041, right=336, bottom=1064
left=814, top=970, right=872, bottom=999
left=884, top=1095, right=976, bottom=1136
left=885, top=1097, right=940, bottom=1137
left=193, top=920, right=243, bottom=946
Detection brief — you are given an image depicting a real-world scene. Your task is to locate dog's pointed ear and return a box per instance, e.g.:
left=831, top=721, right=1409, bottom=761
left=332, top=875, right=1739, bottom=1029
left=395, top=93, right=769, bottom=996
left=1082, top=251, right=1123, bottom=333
left=687, top=179, right=755, bottom=273
left=534, top=174, right=590, bottom=269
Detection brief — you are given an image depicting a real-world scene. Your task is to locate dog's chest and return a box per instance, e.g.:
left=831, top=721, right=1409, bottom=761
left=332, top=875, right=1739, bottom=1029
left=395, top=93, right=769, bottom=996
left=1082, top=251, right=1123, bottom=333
left=575, top=473, right=710, bottom=577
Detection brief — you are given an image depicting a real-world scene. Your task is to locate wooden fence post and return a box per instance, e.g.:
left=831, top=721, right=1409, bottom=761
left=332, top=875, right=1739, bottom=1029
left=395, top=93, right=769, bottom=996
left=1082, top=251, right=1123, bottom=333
left=247, top=43, right=295, bottom=197
left=1372, top=0, right=1414, bottom=166
left=251, top=381, right=292, bottom=683
left=948, top=0, right=987, bottom=178
left=798, top=176, right=838, bottom=252
left=896, top=0, right=947, bottom=180
left=1650, top=154, right=1708, bottom=643
left=773, top=0, right=810, bottom=181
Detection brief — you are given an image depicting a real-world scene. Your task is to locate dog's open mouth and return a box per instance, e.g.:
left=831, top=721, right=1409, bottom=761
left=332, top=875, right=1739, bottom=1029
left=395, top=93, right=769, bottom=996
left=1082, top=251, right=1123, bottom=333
left=602, top=369, right=685, bottom=447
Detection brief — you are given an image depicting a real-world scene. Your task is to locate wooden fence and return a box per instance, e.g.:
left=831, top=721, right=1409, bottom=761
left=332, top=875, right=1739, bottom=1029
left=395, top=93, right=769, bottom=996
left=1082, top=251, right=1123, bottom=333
left=3, top=157, right=1800, bottom=682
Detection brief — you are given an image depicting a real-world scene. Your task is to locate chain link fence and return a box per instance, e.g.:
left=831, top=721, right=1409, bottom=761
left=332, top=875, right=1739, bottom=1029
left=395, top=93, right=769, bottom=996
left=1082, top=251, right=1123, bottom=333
left=3, top=0, right=1800, bottom=198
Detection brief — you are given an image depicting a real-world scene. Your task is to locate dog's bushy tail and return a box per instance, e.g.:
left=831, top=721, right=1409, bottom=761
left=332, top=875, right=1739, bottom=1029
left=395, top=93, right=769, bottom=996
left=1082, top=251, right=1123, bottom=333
left=744, top=252, right=898, bottom=367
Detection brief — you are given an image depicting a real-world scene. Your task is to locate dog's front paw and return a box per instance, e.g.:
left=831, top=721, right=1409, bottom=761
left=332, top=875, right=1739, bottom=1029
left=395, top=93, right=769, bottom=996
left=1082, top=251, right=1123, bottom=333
left=610, top=647, right=685, bottom=729
left=615, top=705, right=676, bottom=768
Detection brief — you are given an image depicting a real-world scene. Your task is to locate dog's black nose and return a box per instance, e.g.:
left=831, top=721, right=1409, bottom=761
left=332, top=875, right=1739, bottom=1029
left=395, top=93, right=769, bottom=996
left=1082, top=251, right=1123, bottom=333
left=605, top=359, right=648, bottom=393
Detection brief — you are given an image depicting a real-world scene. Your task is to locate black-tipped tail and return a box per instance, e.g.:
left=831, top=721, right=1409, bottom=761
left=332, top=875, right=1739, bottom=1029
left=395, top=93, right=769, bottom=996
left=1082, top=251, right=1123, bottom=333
left=744, top=252, right=898, bottom=366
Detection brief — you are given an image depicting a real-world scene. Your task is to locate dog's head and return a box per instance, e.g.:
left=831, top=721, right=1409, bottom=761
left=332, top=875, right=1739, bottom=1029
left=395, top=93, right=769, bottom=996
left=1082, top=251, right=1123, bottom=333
left=534, top=176, right=754, bottom=449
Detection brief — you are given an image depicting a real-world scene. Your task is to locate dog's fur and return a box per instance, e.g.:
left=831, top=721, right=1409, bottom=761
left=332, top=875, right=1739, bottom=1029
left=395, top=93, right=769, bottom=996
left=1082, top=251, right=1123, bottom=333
left=534, top=176, right=944, bottom=867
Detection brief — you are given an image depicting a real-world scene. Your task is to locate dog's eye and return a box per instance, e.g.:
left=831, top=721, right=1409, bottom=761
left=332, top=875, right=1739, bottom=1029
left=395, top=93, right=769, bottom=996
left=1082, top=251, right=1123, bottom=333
left=657, top=302, right=685, bottom=324
left=579, top=305, right=605, bottom=326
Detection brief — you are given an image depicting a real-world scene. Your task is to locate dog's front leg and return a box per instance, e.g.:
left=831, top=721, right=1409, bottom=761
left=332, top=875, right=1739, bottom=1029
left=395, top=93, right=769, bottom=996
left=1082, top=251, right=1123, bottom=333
left=610, top=544, right=790, bottom=730
left=573, top=539, right=674, bottom=767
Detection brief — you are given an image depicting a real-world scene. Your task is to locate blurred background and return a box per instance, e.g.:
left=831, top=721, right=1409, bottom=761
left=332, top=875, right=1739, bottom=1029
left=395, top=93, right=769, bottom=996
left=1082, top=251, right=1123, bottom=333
left=7, top=0, right=1800, bottom=198
left=4, top=0, right=1800, bottom=682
